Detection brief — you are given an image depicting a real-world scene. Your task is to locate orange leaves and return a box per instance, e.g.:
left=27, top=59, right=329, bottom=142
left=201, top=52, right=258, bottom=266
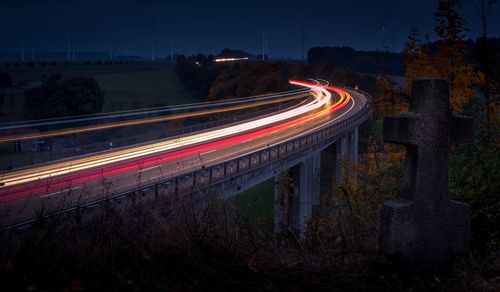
left=245, top=255, right=258, bottom=272
left=402, top=1, right=485, bottom=112
left=372, top=75, right=408, bottom=117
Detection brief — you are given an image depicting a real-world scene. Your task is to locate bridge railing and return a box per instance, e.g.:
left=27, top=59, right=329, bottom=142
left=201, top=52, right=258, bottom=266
left=343, top=86, right=372, bottom=102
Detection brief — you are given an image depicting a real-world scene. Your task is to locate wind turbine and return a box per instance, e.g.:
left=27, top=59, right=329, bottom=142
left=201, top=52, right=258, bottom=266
left=150, top=17, right=158, bottom=61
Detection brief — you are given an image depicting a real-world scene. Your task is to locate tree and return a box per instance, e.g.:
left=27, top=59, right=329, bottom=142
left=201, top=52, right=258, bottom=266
left=373, top=75, right=407, bottom=117
left=0, top=72, right=13, bottom=89
left=403, top=1, right=484, bottom=112
left=475, top=37, right=500, bottom=128
left=402, top=28, right=438, bottom=96
left=0, top=72, right=13, bottom=115
left=24, top=74, right=104, bottom=119
left=451, top=114, right=500, bottom=253
left=433, top=0, right=484, bottom=111
left=57, top=77, right=105, bottom=116
left=207, top=61, right=290, bottom=101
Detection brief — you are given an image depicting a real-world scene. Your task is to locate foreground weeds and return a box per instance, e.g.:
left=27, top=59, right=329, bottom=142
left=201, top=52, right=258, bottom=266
left=1, top=141, right=499, bottom=291
left=0, top=190, right=498, bottom=291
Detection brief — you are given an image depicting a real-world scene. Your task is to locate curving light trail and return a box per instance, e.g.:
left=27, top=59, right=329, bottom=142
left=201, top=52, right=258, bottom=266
left=0, top=90, right=309, bottom=143
left=0, top=88, right=309, bottom=131
left=0, top=81, right=330, bottom=189
left=0, top=80, right=357, bottom=205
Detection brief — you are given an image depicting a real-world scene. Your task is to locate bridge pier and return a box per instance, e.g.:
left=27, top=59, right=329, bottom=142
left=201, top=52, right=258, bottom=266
left=274, top=152, right=320, bottom=235
left=333, top=135, right=347, bottom=184
left=329, top=128, right=358, bottom=185
left=347, top=127, right=359, bottom=161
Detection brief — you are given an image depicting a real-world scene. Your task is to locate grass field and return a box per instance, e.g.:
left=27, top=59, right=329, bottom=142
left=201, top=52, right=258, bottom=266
left=0, top=66, right=201, bottom=123
left=96, top=69, right=202, bottom=112
left=0, top=66, right=203, bottom=168
left=233, top=179, right=274, bottom=233
left=232, top=150, right=338, bottom=234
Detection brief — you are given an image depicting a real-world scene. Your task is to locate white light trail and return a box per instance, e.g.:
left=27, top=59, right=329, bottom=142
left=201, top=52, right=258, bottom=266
left=1, top=81, right=331, bottom=188
left=214, top=57, right=249, bottom=62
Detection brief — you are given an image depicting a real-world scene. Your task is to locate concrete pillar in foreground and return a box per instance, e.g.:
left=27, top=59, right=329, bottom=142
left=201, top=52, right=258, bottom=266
left=274, top=152, right=321, bottom=235
left=379, top=78, right=473, bottom=270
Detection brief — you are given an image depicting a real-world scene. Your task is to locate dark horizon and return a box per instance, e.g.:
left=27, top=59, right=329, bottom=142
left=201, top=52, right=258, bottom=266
left=1, top=0, right=499, bottom=60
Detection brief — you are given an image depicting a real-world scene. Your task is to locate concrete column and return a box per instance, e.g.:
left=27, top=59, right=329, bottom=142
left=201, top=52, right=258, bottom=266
left=274, top=152, right=321, bottom=235
left=347, top=131, right=354, bottom=160
left=347, top=127, right=359, bottom=161
left=310, top=153, right=321, bottom=208
left=274, top=170, right=289, bottom=234
left=295, top=153, right=321, bottom=229
left=353, top=126, right=359, bottom=161
left=334, top=136, right=347, bottom=184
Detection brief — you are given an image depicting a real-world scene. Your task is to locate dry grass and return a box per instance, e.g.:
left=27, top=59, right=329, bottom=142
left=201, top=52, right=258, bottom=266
left=0, top=153, right=498, bottom=291
left=0, top=190, right=496, bottom=291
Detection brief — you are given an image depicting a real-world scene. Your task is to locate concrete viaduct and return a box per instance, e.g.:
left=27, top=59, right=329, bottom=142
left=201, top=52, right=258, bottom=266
left=147, top=88, right=370, bottom=233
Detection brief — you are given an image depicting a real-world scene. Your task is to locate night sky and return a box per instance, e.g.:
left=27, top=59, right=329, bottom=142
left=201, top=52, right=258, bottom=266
left=1, top=0, right=499, bottom=58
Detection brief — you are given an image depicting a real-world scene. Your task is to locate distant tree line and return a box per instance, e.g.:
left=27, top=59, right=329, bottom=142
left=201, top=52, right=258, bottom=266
left=307, top=46, right=405, bottom=76
left=24, top=74, right=104, bottom=119
left=0, top=72, right=13, bottom=115
left=0, top=60, right=136, bottom=69
left=217, top=48, right=254, bottom=59
left=175, top=50, right=380, bottom=102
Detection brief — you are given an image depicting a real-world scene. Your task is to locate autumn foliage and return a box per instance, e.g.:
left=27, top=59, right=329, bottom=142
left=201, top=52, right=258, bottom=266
left=403, top=0, right=484, bottom=112
left=207, top=61, right=290, bottom=101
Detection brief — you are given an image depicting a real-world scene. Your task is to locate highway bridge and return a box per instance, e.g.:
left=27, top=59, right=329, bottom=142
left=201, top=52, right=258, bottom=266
left=0, top=80, right=371, bottom=230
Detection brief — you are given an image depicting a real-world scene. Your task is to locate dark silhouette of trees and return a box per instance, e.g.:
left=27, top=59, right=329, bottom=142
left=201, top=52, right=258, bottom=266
left=307, top=46, right=404, bottom=76
left=0, top=72, right=12, bottom=89
left=402, top=28, right=434, bottom=95
left=0, top=72, right=13, bottom=115
left=434, top=0, right=484, bottom=111
left=216, top=48, right=253, bottom=59
left=208, top=61, right=290, bottom=101
left=175, top=51, right=380, bottom=103
left=175, top=55, right=219, bottom=97
left=403, top=0, right=484, bottom=112
left=475, top=37, right=500, bottom=127
left=24, top=74, right=104, bottom=119
left=372, top=75, right=407, bottom=117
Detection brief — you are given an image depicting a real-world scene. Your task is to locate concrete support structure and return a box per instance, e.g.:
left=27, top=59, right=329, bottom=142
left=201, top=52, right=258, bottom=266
left=334, top=135, right=347, bottom=184
left=274, top=170, right=289, bottom=234
left=274, top=152, right=320, bottom=234
left=347, top=127, right=359, bottom=161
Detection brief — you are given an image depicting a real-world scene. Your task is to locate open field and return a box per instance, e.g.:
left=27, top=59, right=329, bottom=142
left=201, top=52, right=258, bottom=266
left=0, top=66, right=200, bottom=123
left=0, top=61, right=165, bottom=83
left=96, top=69, right=201, bottom=112
left=0, top=66, right=202, bottom=169
left=233, top=179, right=274, bottom=233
